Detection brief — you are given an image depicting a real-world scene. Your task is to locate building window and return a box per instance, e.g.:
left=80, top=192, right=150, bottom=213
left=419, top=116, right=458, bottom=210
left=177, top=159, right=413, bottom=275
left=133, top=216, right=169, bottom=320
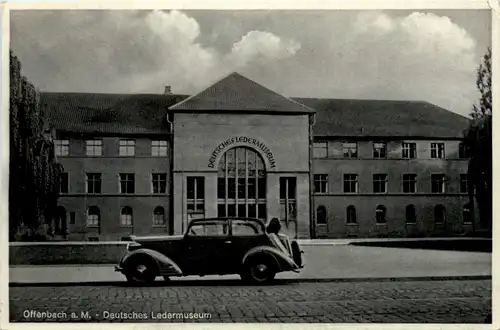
left=403, top=174, right=417, bottom=193
left=459, top=143, right=469, bottom=159
left=152, top=140, right=168, bottom=156
left=430, top=143, right=445, bottom=159
left=119, top=173, right=135, bottom=194
left=153, top=206, right=166, bottom=226
left=342, top=142, right=358, bottom=158
left=69, top=212, right=76, bottom=225
left=187, top=177, right=205, bottom=219
left=316, top=205, right=327, bottom=225
left=343, top=174, right=358, bottom=193
left=86, top=173, right=102, bottom=194
left=431, top=174, right=445, bottom=193
left=314, top=174, right=328, bottom=194
left=119, top=139, right=135, bottom=156
left=463, top=203, right=472, bottom=224
left=217, top=147, right=266, bottom=219
left=55, top=140, right=69, bottom=156
left=280, top=177, right=297, bottom=233
left=87, top=206, right=100, bottom=227
left=373, top=174, right=387, bottom=193
left=313, top=142, right=328, bottom=158
left=434, top=204, right=445, bottom=224
left=373, top=142, right=387, bottom=159
left=402, top=142, right=416, bottom=159
left=405, top=205, right=416, bottom=224
left=346, top=205, right=357, bottom=224
left=121, top=206, right=133, bottom=226
left=86, top=140, right=103, bottom=156
left=460, top=174, right=468, bottom=193
left=152, top=173, right=167, bottom=194
left=375, top=205, right=387, bottom=224
left=59, top=172, right=69, bottom=194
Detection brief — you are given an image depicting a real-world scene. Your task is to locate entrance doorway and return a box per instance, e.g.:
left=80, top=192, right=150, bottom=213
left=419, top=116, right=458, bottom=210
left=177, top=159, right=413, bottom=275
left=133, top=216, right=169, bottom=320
left=217, top=147, right=267, bottom=220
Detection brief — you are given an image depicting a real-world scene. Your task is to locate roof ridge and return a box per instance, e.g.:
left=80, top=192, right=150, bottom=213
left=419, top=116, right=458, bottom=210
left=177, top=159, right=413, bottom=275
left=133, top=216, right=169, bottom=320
left=168, top=72, right=315, bottom=113
left=168, top=71, right=237, bottom=110
left=235, top=73, right=316, bottom=113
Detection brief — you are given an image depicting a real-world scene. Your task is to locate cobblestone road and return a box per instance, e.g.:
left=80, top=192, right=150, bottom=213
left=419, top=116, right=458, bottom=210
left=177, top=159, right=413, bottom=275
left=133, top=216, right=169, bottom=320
left=10, top=279, right=491, bottom=323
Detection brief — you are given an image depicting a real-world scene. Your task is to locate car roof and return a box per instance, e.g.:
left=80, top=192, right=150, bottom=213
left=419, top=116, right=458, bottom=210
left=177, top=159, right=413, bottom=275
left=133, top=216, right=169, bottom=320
left=188, top=217, right=266, bottom=227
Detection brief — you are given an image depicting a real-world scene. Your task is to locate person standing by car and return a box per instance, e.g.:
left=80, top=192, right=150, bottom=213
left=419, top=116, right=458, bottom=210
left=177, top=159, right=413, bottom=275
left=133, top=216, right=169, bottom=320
left=266, top=217, right=281, bottom=234
left=267, top=217, right=303, bottom=268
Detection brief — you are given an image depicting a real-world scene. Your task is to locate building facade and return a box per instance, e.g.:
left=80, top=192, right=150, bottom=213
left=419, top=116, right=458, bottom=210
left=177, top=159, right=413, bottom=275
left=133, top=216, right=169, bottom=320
left=43, top=72, right=477, bottom=241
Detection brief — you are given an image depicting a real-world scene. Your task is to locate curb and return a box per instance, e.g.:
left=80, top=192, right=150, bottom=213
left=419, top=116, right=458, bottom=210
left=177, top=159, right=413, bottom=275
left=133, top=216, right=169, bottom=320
left=9, top=275, right=491, bottom=287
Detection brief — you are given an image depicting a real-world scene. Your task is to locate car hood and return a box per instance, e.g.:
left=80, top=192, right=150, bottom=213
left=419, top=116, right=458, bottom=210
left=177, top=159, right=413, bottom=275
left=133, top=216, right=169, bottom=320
left=130, top=235, right=184, bottom=243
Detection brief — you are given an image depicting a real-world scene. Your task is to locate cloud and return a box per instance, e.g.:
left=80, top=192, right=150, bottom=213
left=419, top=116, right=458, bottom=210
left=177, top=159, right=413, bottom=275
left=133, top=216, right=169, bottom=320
left=10, top=10, right=301, bottom=94
left=336, top=11, right=479, bottom=115
left=228, top=31, right=301, bottom=67
left=10, top=10, right=485, bottom=116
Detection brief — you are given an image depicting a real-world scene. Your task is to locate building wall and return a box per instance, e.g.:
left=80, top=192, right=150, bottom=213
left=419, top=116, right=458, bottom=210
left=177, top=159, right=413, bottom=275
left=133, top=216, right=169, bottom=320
left=56, top=136, right=172, bottom=241
left=53, top=129, right=475, bottom=240
left=172, top=113, right=311, bottom=238
left=311, top=138, right=477, bottom=238
left=313, top=195, right=475, bottom=238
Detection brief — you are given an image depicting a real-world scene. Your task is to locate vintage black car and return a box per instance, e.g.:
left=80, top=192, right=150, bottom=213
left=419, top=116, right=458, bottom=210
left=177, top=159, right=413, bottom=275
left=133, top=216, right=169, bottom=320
left=115, top=217, right=303, bottom=285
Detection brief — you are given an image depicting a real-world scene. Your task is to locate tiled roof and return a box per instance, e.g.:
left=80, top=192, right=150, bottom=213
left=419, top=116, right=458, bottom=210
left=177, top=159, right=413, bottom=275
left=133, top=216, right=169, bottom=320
left=40, top=90, right=470, bottom=139
left=40, top=92, right=186, bottom=134
left=295, top=98, right=470, bottom=138
left=168, top=72, right=315, bottom=113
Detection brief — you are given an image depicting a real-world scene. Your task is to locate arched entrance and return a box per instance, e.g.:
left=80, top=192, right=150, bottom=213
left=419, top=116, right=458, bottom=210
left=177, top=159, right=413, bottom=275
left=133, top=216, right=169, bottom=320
left=217, top=147, right=267, bottom=219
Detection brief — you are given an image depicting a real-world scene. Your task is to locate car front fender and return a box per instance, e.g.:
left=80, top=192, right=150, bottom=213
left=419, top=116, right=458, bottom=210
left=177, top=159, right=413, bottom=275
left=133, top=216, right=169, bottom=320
left=120, top=248, right=183, bottom=275
left=242, top=246, right=299, bottom=272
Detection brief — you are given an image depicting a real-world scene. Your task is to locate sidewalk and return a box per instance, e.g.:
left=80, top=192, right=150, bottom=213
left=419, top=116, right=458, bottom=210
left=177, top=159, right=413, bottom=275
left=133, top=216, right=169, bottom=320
left=9, top=244, right=491, bottom=284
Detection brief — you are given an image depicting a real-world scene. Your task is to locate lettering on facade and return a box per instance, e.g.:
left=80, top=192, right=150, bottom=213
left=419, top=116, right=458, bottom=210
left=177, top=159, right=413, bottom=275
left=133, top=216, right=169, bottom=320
left=208, top=136, right=276, bottom=169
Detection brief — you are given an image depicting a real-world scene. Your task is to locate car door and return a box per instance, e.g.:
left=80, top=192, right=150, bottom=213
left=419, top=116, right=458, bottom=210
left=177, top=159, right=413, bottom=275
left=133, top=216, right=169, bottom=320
left=224, top=219, right=267, bottom=273
left=182, top=219, right=230, bottom=275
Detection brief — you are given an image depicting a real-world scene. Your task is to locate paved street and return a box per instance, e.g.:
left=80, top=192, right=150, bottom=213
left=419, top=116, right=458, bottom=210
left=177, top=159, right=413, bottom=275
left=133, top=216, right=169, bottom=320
left=10, top=279, right=491, bottom=323
left=9, top=245, right=492, bottom=284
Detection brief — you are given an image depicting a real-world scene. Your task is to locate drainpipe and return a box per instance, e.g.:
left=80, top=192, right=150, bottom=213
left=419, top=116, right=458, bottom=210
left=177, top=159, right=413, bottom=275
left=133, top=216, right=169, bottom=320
left=309, top=113, right=316, bottom=239
left=166, top=113, right=174, bottom=235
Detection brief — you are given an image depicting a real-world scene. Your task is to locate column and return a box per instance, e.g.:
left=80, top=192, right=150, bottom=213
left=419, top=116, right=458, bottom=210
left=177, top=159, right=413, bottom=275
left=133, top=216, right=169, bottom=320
left=173, top=173, right=184, bottom=235
left=296, top=173, right=311, bottom=239
left=205, top=172, right=218, bottom=218
left=266, top=173, right=280, bottom=224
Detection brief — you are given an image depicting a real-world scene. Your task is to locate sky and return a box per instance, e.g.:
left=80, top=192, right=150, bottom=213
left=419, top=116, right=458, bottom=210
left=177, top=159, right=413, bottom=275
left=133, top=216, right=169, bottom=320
left=10, top=9, right=492, bottom=117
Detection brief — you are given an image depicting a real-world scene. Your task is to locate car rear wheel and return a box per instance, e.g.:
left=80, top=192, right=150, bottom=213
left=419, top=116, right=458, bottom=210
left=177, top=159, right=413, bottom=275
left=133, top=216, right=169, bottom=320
left=125, top=257, right=157, bottom=285
left=241, top=257, right=276, bottom=284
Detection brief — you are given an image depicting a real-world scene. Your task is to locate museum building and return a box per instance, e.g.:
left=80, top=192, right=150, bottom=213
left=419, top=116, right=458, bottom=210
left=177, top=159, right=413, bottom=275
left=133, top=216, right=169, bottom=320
left=41, top=72, right=475, bottom=240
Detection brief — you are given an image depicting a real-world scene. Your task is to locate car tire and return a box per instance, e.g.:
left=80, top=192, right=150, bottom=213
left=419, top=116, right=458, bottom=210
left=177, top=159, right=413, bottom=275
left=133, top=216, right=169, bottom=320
left=241, top=256, right=276, bottom=285
left=124, top=256, right=158, bottom=286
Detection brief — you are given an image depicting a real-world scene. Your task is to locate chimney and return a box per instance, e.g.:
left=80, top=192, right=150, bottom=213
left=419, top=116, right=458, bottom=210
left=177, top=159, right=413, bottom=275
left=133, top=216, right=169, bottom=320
left=164, top=85, right=172, bottom=95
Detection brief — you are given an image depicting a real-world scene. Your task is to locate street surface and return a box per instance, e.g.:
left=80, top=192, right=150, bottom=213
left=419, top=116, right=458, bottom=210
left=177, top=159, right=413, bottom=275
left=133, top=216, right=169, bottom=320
left=10, top=279, right=491, bottom=323
left=9, top=245, right=492, bottom=284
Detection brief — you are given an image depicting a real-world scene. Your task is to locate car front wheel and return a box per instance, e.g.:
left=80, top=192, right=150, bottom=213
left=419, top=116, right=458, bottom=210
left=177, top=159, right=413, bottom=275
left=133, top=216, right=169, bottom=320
left=241, top=257, right=276, bottom=284
left=125, top=257, right=157, bottom=286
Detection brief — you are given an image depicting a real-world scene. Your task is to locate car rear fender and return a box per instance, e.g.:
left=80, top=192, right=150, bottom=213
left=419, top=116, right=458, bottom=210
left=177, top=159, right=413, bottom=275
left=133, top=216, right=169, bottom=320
left=242, top=246, right=297, bottom=272
left=121, top=248, right=183, bottom=275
